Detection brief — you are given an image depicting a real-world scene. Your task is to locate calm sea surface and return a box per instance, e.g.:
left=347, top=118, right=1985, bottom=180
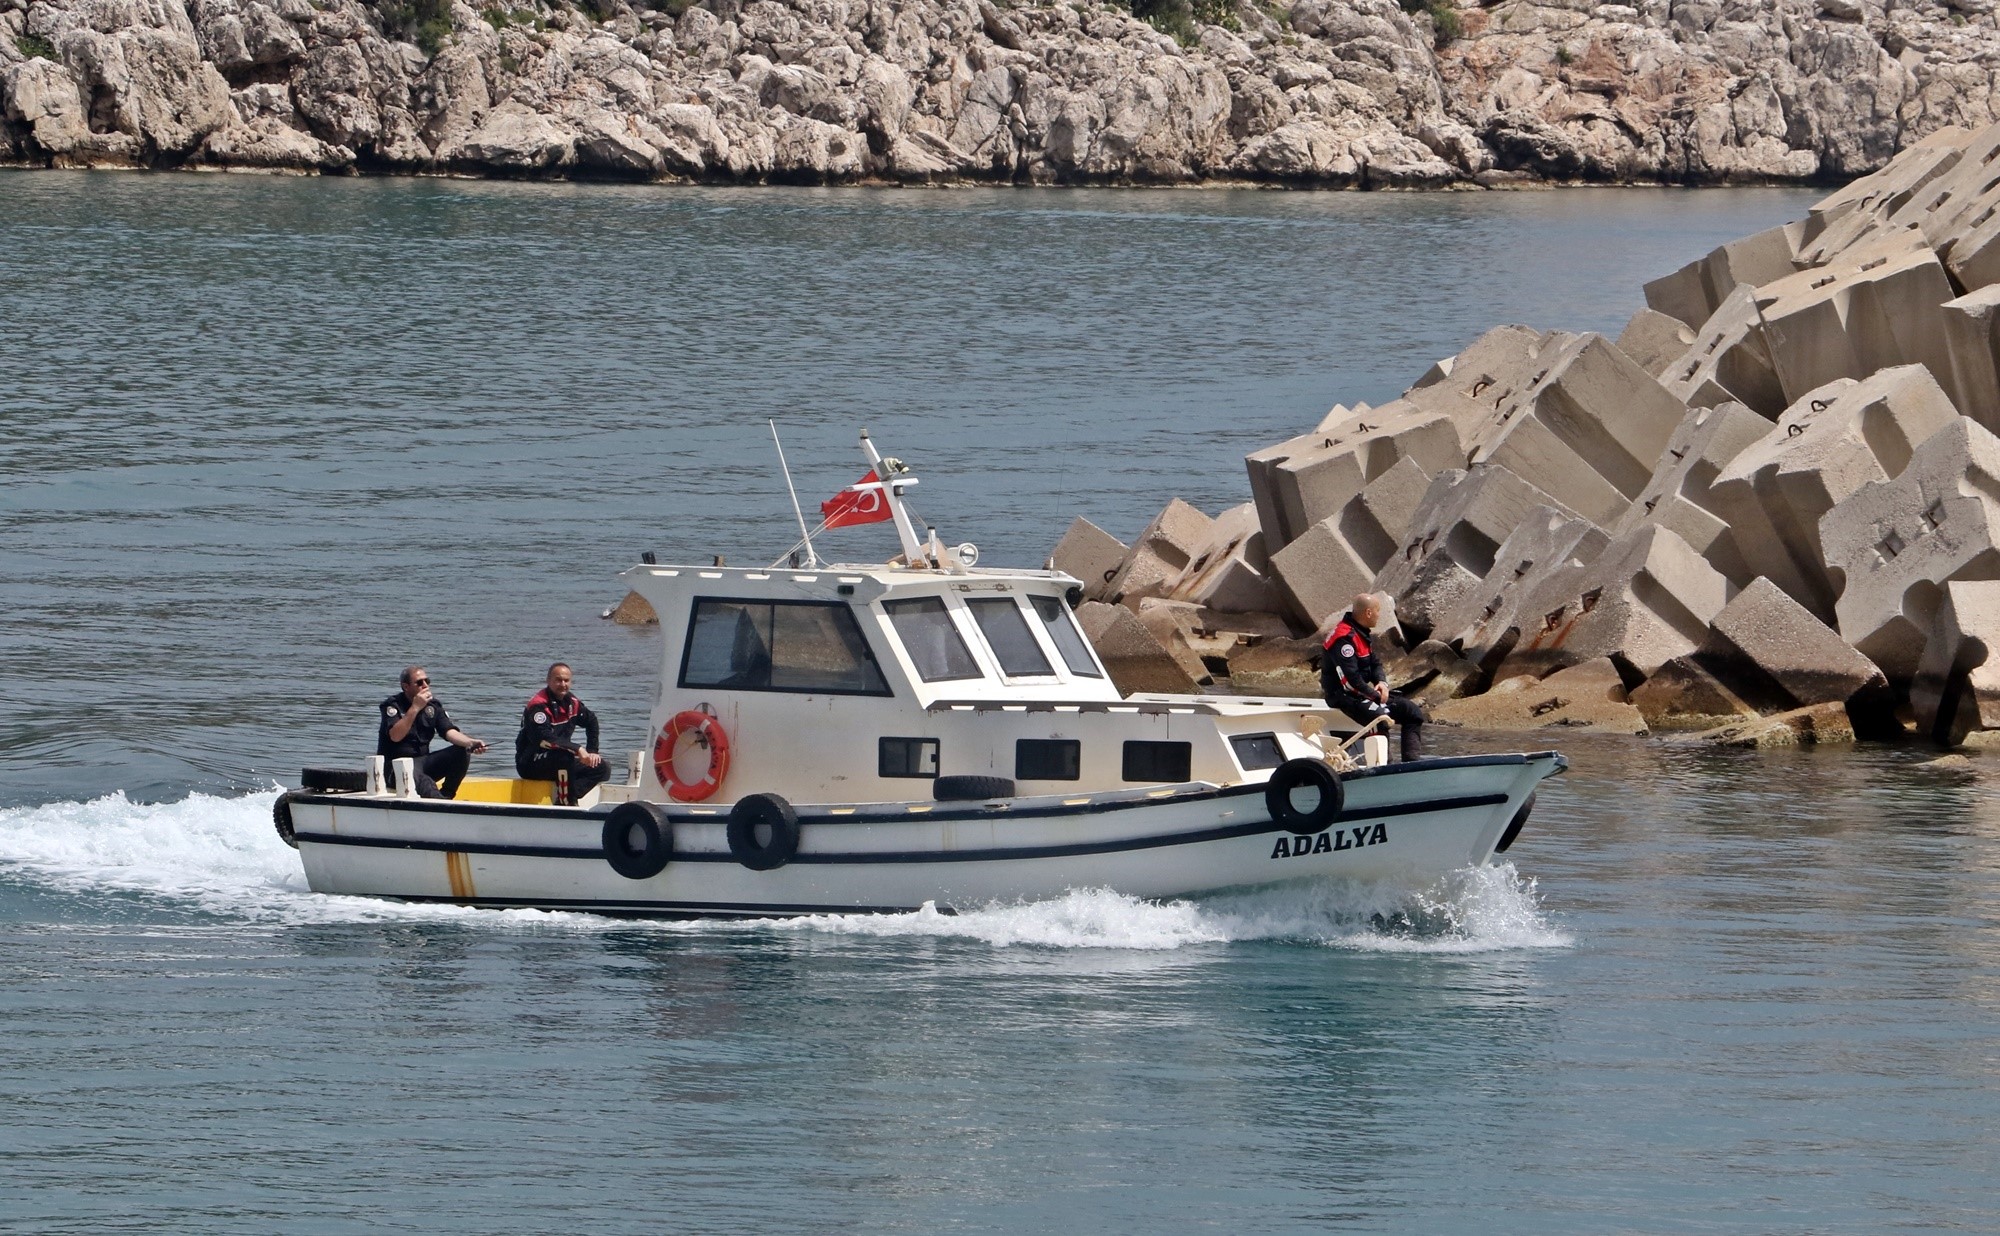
left=4, top=174, right=1997, bottom=1232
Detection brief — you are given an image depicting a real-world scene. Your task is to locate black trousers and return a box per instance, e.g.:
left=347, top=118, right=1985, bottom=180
left=518, top=750, right=612, bottom=803
left=1328, top=691, right=1427, bottom=762
left=405, top=745, right=471, bottom=799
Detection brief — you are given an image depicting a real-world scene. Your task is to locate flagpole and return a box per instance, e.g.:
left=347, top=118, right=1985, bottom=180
left=860, top=429, right=929, bottom=565
left=769, top=419, right=819, bottom=568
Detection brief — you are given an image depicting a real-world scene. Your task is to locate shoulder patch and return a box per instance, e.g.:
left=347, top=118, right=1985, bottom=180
left=384, top=706, right=398, bottom=718
left=1339, top=643, right=1354, bottom=657
left=533, top=710, right=548, bottom=725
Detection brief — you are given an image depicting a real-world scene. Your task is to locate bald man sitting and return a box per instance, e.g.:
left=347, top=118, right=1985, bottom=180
left=1320, top=594, right=1427, bottom=762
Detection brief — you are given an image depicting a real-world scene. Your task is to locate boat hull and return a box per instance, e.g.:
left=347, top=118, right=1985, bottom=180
left=289, top=753, right=1564, bottom=917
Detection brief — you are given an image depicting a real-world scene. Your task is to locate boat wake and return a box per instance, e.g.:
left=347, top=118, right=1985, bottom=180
left=0, top=791, right=1570, bottom=953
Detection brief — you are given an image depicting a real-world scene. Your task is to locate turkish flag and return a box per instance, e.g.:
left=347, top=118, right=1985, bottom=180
left=820, top=471, right=893, bottom=529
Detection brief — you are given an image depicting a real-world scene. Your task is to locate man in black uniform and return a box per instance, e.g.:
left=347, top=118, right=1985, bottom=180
left=515, top=662, right=608, bottom=802
left=1321, top=593, right=1427, bottom=763
left=378, top=666, right=488, bottom=798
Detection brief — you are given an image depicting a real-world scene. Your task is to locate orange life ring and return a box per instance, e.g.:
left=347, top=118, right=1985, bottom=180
left=653, top=710, right=730, bottom=802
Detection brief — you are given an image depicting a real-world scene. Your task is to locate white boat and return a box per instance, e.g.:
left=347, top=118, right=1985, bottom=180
left=278, top=432, right=1565, bottom=918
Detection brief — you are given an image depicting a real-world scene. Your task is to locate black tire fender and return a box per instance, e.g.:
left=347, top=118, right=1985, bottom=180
left=933, top=775, right=1015, bottom=802
left=273, top=792, right=299, bottom=849
left=727, top=793, right=800, bottom=871
left=1495, top=792, right=1535, bottom=854
left=603, top=800, right=673, bottom=880
left=1264, top=758, right=1344, bottom=836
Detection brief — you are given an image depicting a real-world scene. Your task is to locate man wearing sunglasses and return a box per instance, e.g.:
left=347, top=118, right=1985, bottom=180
left=378, top=665, right=489, bottom=798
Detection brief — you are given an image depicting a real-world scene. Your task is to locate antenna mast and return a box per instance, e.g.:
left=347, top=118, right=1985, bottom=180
left=769, top=420, right=819, bottom=568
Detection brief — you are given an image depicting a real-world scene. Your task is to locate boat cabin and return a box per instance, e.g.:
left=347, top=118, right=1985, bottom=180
left=622, top=560, right=1328, bottom=808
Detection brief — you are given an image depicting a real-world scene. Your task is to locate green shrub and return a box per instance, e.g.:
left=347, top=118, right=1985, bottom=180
left=370, top=0, right=455, bottom=56
left=1397, top=0, right=1460, bottom=45
left=15, top=33, right=57, bottom=61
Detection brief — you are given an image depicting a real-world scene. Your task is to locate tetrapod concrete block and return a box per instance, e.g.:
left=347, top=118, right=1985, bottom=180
left=1468, top=332, right=1690, bottom=527
left=1052, top=517, right=1129, bottom=603
left=1710, top=365, right=1960, bottom=621
left=1911, top=579, right=2000, bottom=745
left=1822, top=417, right=2000, bottom=680
left=1492, top=524, right=1729, bottom=681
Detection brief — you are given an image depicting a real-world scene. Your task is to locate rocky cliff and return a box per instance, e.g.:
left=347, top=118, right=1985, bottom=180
left=2, top=0, right=1997, bottom=185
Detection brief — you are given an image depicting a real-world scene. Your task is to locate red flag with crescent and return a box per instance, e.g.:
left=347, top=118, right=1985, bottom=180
left=821, top=471, right=893, bottom=529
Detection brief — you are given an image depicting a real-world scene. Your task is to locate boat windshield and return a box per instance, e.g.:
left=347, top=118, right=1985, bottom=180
left=883, top=597, right=983, bottom=682
left=1030, top=595, right=1103, bottom=677
left=680, top=599, right=891, bottom=695
left=967, top=598, right=1055, bottom=677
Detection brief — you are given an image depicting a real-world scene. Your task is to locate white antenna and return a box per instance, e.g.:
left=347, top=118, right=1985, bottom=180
left=769, top=420, right=818, bottom=568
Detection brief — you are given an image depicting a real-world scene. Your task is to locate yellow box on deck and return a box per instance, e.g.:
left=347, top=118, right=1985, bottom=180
left=453, top=776, right=557, bottom=805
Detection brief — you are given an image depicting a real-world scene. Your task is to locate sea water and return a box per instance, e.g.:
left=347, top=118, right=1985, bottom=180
left=4, top=174, right=1998, bottom=1232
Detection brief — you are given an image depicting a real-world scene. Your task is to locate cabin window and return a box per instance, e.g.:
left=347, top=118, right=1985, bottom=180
left=969, top=598, right=1055, bottom=677
left=1229, top=733, right=1284, bottom=771
left=679, top=598, right=891, bottom=696
left=883, top=597, right=983, bottom=682
left=879, top=737, right=941, bottom=779
left=1016, top=738, right=1080, bottom=781
left=1122, top=740, right=1192, bottom=783
left=1030, top=595, right=1103, bottom=677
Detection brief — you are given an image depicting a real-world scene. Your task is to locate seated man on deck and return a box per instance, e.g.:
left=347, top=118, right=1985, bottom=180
left=515, top=661, right=608, bottom=803
left=1321, top=593, right=1427, bottom=763
left=378, top=666, right=488, bottom=798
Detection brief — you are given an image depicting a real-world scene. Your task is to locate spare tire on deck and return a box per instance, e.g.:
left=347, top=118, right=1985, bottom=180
left=933, top=775, right=1014, bottom=801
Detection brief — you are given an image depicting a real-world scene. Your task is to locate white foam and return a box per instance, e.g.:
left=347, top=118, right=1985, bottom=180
left=0, top=791, right=1571, bottom=951
left=763, top=867, right=1569, bottom=953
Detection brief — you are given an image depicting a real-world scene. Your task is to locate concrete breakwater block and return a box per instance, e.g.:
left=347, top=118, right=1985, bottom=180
left=1492, top=524, right=1729, bottom=682
left=1821, top=417, right=2000, bottom=679
left=1400, top=325, right=1560, bottom=443
left=1754, top=236, right=1959, bottom=409
left=1615, top=308, right=1697, bottom=380
left=1371, top=464, right=1582, bottom=641
left=1074, top=600, right=1206, bottom=695
left=1269, top=454, right=1435, bottom=630
left=1643, top=223, right=1801, bottom=335
left=605, top=590, right=658, bottom=625
left=1610, top=400, right=1771, bottom=587
left=1796, top=126, right=1971, bottom=267
left=1939, top=285, right=2000, bottom=439
left=1431, top=658, right=1647, bottom=735
left=1911, top=580, right=2000, bottom=746
left=1051, top=517, right=1128, bottom=603
left=1165, top=503, right=1284, bottom=616
left=1709, top=365, right=1959, bottom=621
left=1244, top=405, right=1458, bottom=555
left=1706, top=577, right=1890, bottom=712
left=1429, top=505, right=1609, bottom=672
left=1105, top=498, right=1212, bottom=607
left=1466, top=332, right=1689, bottom=528
left=1661, top=285, right=1789, bottom=417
